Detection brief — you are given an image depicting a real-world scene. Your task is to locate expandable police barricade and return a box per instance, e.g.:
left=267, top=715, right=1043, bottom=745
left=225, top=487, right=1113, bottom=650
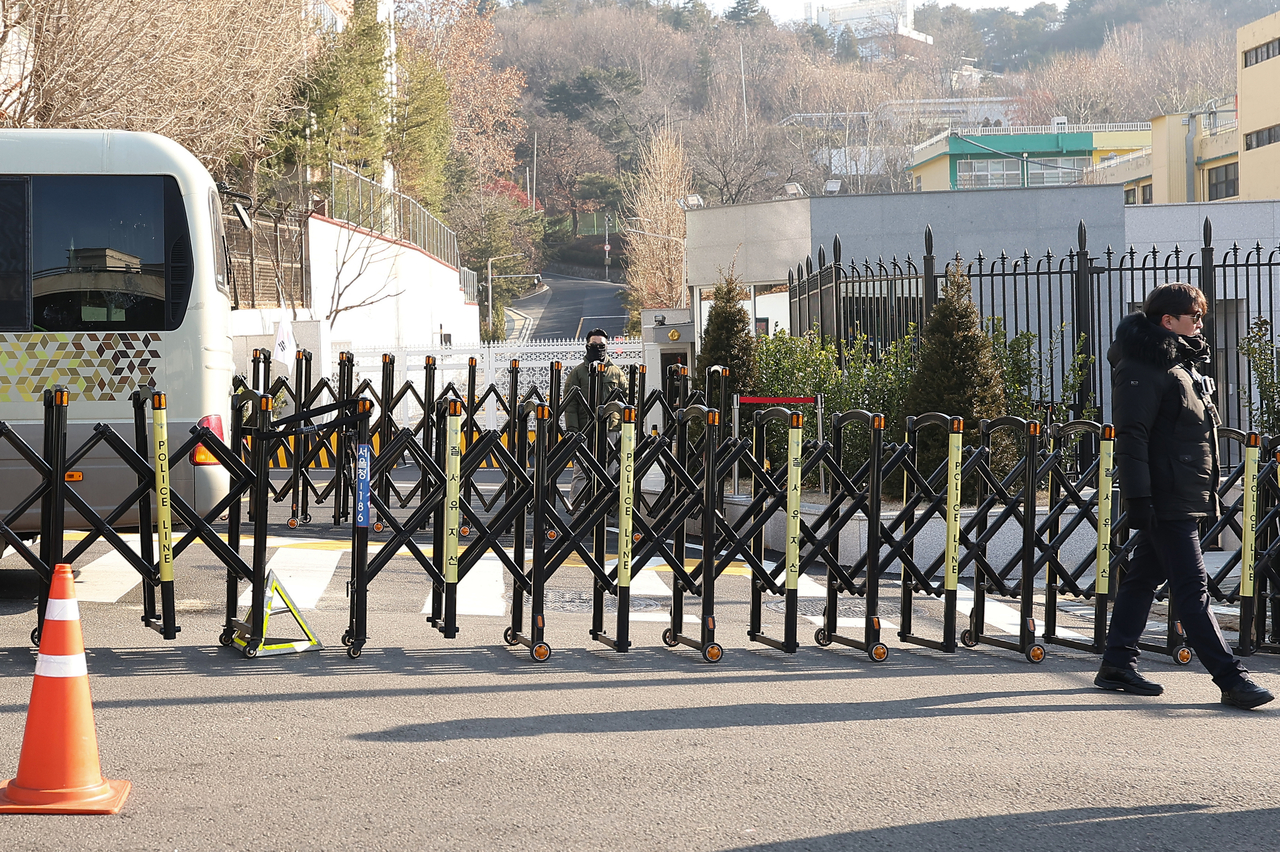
left=809, top=410, right=890, bottom=661
left=0, top=386, right=257, bottom=647
left=956, top=417, right=1047, bottom=664
left=14, top=355, right=1280, bottom=669
left=887, top=413, right=966, bottom=655
left=1240, top=438, right=1280, bottom=655
left=1039, top=422, right=1115, bottom=655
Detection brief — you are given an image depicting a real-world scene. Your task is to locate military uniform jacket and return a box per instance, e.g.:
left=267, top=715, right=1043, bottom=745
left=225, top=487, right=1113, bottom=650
left=563, top=357, right=625, bottom=431
left=1108, top=313, right=1221, bottom=520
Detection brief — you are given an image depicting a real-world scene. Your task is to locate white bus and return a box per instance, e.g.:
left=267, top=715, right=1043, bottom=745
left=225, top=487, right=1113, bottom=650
left=0, top=129, right=234, bottom=532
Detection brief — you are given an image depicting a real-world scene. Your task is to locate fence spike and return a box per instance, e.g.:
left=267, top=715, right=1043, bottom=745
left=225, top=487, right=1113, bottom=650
left=818, top=245, right=826, bottom=268
left=832, top=234, right=842, bottom=265
left=1077, top=220, right=1087, bottom=251
left=1203, top=217, right=1213, bottom=247
left=924, top=224, right=934, bottom=256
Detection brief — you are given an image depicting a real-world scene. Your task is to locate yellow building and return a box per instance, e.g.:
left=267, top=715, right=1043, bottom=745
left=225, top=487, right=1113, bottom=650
left=1084, top=9, right=1280, bottom=204
left=1240, top=10, right=1280, bottom=200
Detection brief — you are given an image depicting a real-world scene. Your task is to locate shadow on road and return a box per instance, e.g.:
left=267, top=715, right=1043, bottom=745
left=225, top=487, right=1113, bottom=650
left=348, top=689, right=1239, bottom=743
left=719, top=804, right=1280, bottom=851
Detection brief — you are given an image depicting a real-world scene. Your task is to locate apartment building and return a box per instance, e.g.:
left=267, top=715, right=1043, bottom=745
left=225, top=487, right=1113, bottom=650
left=1082, top=9, right=1280, bottom=204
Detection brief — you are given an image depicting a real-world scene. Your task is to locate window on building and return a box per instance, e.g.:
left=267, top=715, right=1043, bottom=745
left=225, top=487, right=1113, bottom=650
left=1245, top=124, right=1280, bottom=151
left=1244, top=37, right=1280, bottom=68
left=1025, top=156, right=1091, bottom=186
left=1208, top=162, right=1238, bottom=201
left=1141, top=184, right=1153, bottom=204
left=956, top=158, right=1021, bottom=188
left=1124, top=187, right=1137, bottom=205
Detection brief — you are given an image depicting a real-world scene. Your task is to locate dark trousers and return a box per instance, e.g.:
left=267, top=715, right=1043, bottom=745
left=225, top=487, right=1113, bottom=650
left=1103, top=519, right=1247, bottom=689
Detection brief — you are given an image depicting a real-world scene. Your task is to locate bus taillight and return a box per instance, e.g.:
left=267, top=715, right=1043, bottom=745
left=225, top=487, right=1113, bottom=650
left=191, top=414, right=224, bottom=465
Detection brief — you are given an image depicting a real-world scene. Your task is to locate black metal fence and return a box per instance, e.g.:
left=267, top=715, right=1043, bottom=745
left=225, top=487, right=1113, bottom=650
left=790, top=219, right=1280, bottom=437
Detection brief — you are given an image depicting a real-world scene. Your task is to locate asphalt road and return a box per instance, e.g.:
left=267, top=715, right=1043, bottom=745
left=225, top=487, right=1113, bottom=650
left=1, top=486, right=1279, bottom=850
left=516, top=272, right=629, bottom=340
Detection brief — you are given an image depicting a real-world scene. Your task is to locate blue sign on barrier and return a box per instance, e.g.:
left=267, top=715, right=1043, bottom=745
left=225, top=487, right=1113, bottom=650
left=355, top=444, right=371, bottom=528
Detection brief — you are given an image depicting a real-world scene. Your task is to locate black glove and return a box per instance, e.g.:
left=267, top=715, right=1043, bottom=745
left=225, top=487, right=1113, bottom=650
left=1124, top=498, right=1157, bottom=532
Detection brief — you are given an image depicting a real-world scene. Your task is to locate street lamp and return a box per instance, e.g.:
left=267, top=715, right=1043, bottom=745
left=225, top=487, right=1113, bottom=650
left=486, top=253, right=522, bottom=334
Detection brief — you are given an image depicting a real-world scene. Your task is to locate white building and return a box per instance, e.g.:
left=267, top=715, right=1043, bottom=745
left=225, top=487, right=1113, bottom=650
left=805, top=0, right=933, bottom=45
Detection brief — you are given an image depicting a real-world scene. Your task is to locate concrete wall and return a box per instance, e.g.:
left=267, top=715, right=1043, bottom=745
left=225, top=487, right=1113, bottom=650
left=686, top=198, right=811, bottom=290
left=1125, top=199, right=1280, bottom=254
left=229, top=214, right=480, bottom=379
left=807, top=185, right=1125, bottom=269
left=685, top=186, right=1125, bottom=300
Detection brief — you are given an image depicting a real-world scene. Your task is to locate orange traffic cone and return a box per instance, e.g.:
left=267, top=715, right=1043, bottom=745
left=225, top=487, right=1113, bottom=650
left=0, top=564, right=130, bottom=814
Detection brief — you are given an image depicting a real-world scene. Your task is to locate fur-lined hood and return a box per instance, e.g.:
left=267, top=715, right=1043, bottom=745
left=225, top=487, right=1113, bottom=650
left=1107, top=312, right=1209, bottom=371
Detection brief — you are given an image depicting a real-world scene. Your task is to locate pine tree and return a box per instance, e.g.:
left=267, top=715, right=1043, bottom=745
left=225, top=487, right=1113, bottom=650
left=697, top=272, right=757, bottom=403
left=901, top=266, right=1005, bottom=476
left=724, top=0, right=765, bottom=25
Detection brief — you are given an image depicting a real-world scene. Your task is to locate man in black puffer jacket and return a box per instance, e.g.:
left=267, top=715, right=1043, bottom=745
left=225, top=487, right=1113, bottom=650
left=1098, top=283, right=1273, bottom=709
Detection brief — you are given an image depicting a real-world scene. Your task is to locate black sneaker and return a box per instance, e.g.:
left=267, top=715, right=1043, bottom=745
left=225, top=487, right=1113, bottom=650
left=1221, top=677, right=1275, bottom=710
left=1095, top=664, right=1164, bottom=696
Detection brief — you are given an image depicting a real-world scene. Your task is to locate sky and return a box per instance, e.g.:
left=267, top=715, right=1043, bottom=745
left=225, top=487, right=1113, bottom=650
left=709, top=0, right=1055, bottom=25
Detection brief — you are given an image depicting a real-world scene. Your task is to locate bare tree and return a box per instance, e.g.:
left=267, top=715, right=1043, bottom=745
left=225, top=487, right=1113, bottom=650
left=399, top=0, right=526, bottom=180
left=624, top=127, right=690, bottom=310
left=1, top=0, right=311, bottom=177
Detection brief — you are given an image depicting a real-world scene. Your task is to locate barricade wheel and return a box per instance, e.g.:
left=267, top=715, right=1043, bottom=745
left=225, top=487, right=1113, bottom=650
left=531, top=642, right=552, bottom=662
left=340, top=630, right=352, bottom=647
left=347, top=642, right=363, bottom=659
left=218, top=630, right=235, bottom=647
left=503, top=627, right=518, bottom=646
left=302, top=514, right=312, bottom=524
left=702, top=643, right=723, bottom=663
left=373, top=521, right=385, bottom=533
left=287, top=517, right=299, bottom=529
left=244, top=642, right=259, bottom=659
left=1174, top=646, right=1194, bottom=666
left=30, top=627, right=40, bottom=647
left=661, top=628, right=679, bottom=647
left=1025, top=643, right=1046, bottom=664
left=814, top=628, right=833, bottom=647
left=960, top=629, right=978, bottom=648
left=869, top=643, right=889, bottom=663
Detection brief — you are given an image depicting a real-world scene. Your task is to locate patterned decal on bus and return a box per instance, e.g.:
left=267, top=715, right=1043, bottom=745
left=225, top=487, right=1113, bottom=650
left=0, top=333, right=162, bottom=402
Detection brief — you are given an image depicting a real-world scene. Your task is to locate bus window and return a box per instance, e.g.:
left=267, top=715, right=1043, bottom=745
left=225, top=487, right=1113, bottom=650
left=0, top=178, right=29, bottom=331
left=28, top=174, right=193, bottom=332
left=210, top=187, right=230, bottom=297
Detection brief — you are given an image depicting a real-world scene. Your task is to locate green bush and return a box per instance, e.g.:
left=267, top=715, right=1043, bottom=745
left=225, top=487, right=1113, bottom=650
left=697, top=273, right=757, bottom=401
left=1241, top=316, right=1280, bottom=435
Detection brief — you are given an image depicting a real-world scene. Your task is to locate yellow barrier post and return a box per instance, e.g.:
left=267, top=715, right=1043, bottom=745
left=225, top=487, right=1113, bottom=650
left=613, top=407, right=637, bottom=651
left=443, top=399, right=462, bottom=636
left=943, top=416, right=963, bottom=651
left=783, top=411, right=804, bottom=652
left=1094, top=425, right=1115, bottom=651
left=150, top=391, right=177, bottom=639
left=1237, top=434, right=1261, bottom=654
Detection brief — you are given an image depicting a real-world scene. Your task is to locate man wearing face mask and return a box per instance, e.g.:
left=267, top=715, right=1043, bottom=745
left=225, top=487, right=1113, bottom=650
left=564, top=328, right=626, bottom=511
left=1098, top=282, right=1272, bottom=709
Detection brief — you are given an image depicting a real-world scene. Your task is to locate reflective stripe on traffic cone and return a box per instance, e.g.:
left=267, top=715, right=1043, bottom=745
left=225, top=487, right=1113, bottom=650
left=0, top=564, right=130, bottom=814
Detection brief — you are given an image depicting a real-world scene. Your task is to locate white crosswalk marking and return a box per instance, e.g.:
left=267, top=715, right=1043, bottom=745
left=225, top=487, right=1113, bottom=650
left=455, top=557, right=506, bottom=616
left=954, top=584, right=1087, bottom=641
left=627, top=567, right=671, bottom=597
left=238, top=547, right=343, bottom=610
left=73, top=534, right=148, bottom=603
